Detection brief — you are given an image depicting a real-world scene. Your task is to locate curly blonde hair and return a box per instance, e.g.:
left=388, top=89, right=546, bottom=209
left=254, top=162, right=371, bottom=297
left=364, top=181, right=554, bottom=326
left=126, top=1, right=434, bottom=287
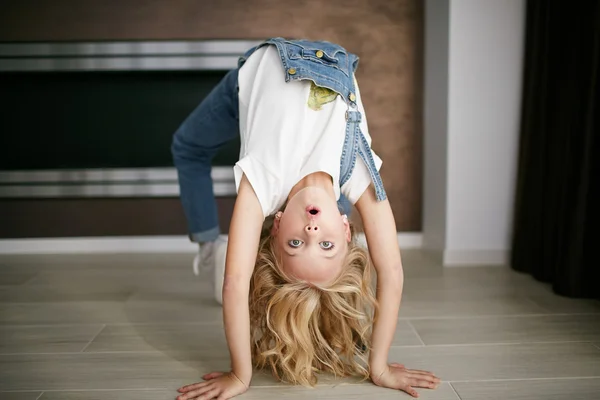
left=249, top=215, right=377, bottom=386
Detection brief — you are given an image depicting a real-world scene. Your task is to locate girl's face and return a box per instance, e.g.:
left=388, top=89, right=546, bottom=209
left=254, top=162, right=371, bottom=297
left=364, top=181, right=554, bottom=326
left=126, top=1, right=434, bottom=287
left=271, top=186, right=351, bottom=285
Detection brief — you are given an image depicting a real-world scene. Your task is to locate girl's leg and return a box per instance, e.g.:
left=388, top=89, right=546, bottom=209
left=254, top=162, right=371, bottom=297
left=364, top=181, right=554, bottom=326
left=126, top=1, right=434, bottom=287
left=338, top=194, right=352, bottom=217
left=171, top=69, right=240, bottom=243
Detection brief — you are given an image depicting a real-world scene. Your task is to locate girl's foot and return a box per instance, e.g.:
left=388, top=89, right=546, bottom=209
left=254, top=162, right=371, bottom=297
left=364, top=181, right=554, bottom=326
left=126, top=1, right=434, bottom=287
left=192, top=240, right=218, bottom=276
left=213, top=237, right=228, bottom=305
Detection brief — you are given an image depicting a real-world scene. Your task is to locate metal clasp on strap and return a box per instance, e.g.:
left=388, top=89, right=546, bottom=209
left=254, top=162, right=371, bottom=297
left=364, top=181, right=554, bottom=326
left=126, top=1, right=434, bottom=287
left=346, top=102, right=359, bottom=121
left=345, top=109, right=362, bottom=123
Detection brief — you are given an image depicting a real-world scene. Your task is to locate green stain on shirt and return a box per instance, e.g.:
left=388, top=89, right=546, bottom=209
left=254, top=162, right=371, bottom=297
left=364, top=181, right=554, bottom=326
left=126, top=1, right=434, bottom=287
left=307, top=81, right=338, bottom=111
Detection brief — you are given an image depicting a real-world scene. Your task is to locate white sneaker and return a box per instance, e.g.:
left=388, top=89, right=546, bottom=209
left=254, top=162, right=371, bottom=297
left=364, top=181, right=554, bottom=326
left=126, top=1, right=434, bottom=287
left=192, top=241, right=216, bottom=276
left=191, top=237, right=228, bottom=305
left=213, top=237, right=228, bottom=305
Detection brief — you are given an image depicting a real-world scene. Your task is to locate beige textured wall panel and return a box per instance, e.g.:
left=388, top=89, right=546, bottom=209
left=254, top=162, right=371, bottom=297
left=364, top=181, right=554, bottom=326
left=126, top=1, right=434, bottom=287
left=1, top=0, right=423, bottom=231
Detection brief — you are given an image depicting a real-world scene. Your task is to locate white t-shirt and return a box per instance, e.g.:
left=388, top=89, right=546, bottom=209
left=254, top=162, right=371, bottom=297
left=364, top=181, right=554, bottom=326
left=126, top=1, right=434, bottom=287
left=234, top=45, right=382, bottom=218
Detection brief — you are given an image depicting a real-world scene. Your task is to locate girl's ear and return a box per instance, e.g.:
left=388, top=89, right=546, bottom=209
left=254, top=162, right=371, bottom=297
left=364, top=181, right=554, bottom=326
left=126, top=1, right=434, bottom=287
left=271, top=211, right=283, bottom=236
left=342, top=214, right=351, bottom=242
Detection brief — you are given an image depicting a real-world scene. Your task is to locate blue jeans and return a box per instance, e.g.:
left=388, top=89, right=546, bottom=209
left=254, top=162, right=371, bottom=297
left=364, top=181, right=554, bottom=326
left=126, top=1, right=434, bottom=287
left=171, top=69, right=240, bottom=243
left=172, top=67, right=354, bottom=243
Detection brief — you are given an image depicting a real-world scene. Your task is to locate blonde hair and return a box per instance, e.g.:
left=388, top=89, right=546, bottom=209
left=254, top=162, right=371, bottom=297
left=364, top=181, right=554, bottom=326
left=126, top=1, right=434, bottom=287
left=249, top=215, right=377, bottom=386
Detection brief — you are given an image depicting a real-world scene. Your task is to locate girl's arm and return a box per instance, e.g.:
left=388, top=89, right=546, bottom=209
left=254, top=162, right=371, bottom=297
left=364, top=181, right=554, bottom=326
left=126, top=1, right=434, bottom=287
left=222, top=174, right=264, bottom=385
left=355, top=185, right=404, bottom=376
left=355, top=185, right=440, bottom=397
left=178, top=174, right=263, bottom=400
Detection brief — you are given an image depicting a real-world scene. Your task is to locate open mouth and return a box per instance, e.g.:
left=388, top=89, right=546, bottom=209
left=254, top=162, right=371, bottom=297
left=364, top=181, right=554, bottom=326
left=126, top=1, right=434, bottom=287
left=306, top=205, right=320, bottom=215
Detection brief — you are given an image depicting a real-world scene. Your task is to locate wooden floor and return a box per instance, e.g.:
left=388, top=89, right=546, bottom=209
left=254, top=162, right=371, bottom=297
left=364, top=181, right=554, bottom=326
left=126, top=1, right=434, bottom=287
left=1, top=250, right=599, bottom=399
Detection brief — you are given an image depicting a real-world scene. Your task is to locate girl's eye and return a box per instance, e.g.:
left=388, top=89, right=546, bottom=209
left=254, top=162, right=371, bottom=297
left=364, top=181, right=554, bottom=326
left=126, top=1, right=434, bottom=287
left=288, top=239, right=303, bottom=248
left=320, top=241, right=334, bottom=250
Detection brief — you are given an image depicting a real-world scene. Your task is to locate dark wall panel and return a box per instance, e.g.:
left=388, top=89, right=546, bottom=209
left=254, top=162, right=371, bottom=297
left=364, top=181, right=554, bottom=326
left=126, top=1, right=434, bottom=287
left=1, top=71, right=237, bottom=170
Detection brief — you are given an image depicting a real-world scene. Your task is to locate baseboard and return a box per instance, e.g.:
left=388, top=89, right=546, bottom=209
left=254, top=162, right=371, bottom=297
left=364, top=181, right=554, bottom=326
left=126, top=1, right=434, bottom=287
left=396, top=233, right=424, bottom=248
left=0, top=233, right=424, bottom=254
left=443, top=249, right=509, bottom=266
left=0, top=236, right=201, bottom=254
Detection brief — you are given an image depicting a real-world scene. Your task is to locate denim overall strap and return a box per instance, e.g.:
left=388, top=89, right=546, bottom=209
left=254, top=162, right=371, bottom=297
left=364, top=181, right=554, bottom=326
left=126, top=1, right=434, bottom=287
left=340, top=109, right=387, bottom=202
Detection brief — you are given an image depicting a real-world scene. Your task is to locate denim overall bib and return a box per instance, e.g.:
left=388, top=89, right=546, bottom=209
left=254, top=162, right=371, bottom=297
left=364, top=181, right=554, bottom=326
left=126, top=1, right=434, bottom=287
left=172, top=38, right=387, bottom=243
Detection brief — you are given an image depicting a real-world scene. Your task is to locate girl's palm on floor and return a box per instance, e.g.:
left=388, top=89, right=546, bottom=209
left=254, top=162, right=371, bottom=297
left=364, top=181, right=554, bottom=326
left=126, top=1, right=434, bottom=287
left=373, top=363, right=441, bottom=398
left=177, top=372, right=247, bottom=400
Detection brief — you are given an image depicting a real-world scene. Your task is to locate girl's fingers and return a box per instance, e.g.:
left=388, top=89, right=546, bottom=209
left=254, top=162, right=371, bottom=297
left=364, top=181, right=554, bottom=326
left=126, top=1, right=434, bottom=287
left=196, top=388, right=220, bottom=400
left=178, top=381, right=210, bottom=393
left=408, top=370, right=440, bottom=382
left=177, top=384, right=215, bottom=400
left=409, top=377, right=437, bottom=389
left=407, top=368, right=437, bottom=377
left=389, top=362, right=438, bottom=380
left=202, top=372, right=224, bottom=381
left=400, top=385, right=419, bottom=398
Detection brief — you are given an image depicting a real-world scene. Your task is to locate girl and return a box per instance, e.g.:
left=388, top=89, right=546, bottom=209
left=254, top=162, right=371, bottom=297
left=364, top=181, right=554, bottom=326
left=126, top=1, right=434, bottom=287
left=172, top=38, right=440, bottom=399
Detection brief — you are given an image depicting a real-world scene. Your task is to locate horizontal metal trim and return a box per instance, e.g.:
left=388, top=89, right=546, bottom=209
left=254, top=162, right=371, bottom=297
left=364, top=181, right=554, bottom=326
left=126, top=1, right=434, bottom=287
left=0, top=167, right=234, bottom=184
left=0, top=40, right=262, bottom=72
left=0, top=167, right=237, bottom=197
left=0, top=182, right=236, bottom=198
left=0, top=40, right=262, bottom=57
left=0, top=56, right=240, bottom=72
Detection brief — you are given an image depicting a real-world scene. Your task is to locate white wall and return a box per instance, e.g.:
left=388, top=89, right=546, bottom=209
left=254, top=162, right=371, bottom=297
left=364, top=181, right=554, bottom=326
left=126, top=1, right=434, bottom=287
left=423, top=0, right=525, bottom=265
left=422, top=0, right=450, bottom=254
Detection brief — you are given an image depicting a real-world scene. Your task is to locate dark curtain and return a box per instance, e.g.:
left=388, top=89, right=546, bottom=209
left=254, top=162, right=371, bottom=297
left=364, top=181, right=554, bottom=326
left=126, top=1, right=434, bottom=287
left=511, top=0, right=600, bottom=299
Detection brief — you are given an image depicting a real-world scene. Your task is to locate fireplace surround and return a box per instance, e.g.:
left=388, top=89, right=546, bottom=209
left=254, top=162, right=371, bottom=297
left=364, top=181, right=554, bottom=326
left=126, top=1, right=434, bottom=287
left=0, top=40, right=260, bottom=198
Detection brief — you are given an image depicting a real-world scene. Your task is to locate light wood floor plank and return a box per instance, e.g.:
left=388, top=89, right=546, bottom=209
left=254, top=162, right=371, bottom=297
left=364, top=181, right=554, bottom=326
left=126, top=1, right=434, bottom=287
left=452, top=378, right=600, bottom=400
left=410, top=314, right=600, bottom=345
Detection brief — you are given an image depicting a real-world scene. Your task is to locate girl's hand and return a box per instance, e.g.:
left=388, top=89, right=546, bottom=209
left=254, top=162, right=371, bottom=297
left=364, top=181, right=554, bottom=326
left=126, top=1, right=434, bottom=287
left=177, top=371, right=248, bottom=400
left=372, top=363, right=441, bottom=398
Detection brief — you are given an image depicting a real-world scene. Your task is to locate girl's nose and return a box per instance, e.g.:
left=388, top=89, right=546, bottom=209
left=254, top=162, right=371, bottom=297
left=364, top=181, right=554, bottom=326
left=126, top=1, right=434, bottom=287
left=305, top=224, right=319, bottom=233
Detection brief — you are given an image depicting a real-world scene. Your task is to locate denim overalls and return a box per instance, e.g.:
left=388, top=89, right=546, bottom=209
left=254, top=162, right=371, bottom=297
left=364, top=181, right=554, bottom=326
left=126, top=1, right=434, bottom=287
left=172, top=38, right=387, bottom=243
